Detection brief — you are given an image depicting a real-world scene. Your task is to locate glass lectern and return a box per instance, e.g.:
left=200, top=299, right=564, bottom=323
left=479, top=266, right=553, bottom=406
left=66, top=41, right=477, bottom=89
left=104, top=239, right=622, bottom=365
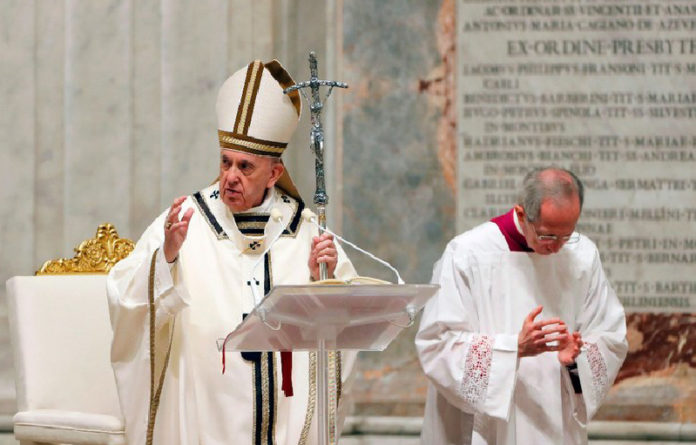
left=223, top=283, right=439, bottom=445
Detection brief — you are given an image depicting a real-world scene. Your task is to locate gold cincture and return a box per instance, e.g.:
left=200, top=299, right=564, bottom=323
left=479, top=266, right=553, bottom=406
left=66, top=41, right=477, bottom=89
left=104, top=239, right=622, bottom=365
left=36, top=223, right=134, bottom=275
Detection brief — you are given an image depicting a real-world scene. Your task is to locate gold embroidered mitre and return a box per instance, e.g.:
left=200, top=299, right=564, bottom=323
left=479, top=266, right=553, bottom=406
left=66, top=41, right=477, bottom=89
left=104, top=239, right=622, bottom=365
left=216, top=60, right=302, bottom=201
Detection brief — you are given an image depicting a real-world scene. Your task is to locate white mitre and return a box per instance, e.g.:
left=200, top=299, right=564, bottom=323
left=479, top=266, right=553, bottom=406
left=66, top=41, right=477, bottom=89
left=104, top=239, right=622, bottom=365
left=216, top=60, right=302, bottom=201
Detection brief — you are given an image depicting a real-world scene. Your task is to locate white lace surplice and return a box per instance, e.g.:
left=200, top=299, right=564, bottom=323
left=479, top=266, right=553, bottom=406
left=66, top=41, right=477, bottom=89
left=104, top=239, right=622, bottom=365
left=416, top=221, right=627, bottom=445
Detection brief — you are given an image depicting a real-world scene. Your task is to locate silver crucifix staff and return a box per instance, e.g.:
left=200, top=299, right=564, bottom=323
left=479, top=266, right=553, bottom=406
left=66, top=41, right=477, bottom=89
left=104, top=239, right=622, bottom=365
left=284, top=51, right=348, bottom=445
left=284, top=51, right=348, bottom=281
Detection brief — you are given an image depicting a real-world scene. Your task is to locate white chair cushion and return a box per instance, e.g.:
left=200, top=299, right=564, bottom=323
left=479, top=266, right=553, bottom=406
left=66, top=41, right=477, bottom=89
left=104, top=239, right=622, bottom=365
left=14, top=409, right=125, bottom=445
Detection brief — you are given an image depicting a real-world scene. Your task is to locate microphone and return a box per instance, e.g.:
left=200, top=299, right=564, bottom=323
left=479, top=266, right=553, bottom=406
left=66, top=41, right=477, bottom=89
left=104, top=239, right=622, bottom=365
left=301, top=209, right=405, bottom=284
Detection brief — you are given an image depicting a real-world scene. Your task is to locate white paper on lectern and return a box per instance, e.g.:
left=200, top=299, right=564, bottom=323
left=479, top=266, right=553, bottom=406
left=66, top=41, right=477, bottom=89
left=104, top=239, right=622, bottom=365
left=221, top=284, right=439, bottom=352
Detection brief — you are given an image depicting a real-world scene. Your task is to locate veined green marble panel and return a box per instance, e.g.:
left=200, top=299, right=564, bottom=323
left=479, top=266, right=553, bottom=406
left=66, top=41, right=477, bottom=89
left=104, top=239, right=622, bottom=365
left=341, top=0, right=452, bottom=416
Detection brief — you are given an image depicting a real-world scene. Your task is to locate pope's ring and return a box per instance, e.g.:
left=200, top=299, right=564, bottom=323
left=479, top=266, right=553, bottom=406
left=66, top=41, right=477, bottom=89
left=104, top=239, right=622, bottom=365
left=165, top=221, right=173, bottom=230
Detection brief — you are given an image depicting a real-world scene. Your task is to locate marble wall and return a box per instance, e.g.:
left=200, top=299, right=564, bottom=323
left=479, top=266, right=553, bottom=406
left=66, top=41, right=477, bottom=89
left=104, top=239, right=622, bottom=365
left=340, top=0, right=454, bottom=416
left=453, top=0, right=696, bottom=423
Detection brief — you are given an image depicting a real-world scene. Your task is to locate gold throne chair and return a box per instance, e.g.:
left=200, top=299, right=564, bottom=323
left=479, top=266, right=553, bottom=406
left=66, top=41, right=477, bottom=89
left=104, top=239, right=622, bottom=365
left=6, top=224, right=133, bottom=445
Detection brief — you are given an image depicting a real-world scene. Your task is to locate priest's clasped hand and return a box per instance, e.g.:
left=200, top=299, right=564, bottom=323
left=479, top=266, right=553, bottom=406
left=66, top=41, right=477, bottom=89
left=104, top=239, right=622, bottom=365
left=309, top=232, right=338, bottom=281
left=518, top=305, right=584, bottom=365
left=517, top=305, right=568, bottom=358
left=557, top=331, right=583, bottom=366
left=164, top=196, right=195, bottom=263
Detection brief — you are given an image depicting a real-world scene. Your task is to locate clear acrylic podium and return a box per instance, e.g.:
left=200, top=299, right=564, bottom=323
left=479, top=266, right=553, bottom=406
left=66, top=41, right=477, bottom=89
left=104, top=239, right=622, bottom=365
left=223, top=283, right=439, bottom=445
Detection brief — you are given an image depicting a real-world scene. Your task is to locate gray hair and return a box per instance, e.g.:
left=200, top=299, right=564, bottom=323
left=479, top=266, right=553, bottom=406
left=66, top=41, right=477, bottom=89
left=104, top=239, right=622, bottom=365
left=518, top=168, right=584, bottom=222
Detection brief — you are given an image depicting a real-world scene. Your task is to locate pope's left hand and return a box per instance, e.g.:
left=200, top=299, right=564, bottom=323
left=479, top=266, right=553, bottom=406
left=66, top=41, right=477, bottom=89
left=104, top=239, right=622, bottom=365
left=558, top=331, right=583, bottom=366
left=309, top=232, right=338, bottom=281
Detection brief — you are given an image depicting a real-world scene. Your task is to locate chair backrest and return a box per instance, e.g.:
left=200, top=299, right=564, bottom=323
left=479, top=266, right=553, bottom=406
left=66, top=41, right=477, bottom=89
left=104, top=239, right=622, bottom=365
left=6, top=275, right=122, bottom=417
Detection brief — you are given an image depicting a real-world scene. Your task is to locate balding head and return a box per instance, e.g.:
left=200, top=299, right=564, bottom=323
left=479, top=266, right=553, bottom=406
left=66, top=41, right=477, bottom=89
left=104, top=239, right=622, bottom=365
left=518, top=168, right=584, bottom=222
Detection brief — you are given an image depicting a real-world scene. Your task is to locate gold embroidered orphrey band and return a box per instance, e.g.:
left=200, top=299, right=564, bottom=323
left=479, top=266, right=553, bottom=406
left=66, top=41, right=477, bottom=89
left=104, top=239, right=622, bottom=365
left=218, top=130, right=287, bottom=158
left=219, top=59, right=289, bottom=158
left=234, top=60, right=264, bottom=135
left=147, top=249, right=175, bottom=445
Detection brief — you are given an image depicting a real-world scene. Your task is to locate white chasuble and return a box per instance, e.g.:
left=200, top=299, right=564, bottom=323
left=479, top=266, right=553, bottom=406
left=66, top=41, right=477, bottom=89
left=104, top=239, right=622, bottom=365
left=416, top=216, right=627, bottom=445
left=107, top=185, right=356, bottom=445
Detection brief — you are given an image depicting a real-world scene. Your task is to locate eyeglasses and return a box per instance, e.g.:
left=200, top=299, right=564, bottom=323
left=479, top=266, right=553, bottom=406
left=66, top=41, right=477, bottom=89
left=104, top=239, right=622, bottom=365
left=528, top=223, right=580, bottom=244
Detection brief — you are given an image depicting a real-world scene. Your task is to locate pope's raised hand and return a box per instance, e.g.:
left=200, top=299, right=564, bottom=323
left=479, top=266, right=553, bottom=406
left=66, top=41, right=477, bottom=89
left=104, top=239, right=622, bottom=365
left=518, top=305, right=568, bottom=358
left=163, top=196, right=194, bottom=263
left=309, top=232, right=338, bottom=281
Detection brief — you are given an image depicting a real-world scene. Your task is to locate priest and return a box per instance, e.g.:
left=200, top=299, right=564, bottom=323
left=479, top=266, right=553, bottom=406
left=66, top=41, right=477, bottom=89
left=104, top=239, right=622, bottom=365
left=107, top=60, right=356, bottom=445
left=416, top=167, right=627, bottom=444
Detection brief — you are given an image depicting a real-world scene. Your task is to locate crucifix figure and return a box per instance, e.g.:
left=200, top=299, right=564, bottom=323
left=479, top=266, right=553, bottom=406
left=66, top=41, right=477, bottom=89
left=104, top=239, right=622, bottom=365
left=284, top=51, right=348, bottom=281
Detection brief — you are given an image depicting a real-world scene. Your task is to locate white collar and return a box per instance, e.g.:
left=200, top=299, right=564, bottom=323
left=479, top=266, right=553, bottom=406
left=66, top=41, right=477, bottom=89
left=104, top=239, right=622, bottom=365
left=512, top=209, right=525, bottom=236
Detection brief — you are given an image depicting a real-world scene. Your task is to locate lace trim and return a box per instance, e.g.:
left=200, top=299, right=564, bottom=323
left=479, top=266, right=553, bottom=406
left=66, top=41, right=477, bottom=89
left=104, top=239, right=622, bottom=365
left=459, top=335, right=494, bottom=408
left=586, top=342, right=608, bottom=404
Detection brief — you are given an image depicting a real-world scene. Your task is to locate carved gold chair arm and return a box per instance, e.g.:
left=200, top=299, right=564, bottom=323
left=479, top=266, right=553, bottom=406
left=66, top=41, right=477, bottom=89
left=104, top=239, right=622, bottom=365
left=35, top=223, right=135, bottom=275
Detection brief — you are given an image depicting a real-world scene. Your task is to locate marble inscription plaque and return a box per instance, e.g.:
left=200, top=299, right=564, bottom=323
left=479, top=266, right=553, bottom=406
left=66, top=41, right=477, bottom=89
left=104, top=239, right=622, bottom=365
left=456, top=0, right=696, bottom=313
